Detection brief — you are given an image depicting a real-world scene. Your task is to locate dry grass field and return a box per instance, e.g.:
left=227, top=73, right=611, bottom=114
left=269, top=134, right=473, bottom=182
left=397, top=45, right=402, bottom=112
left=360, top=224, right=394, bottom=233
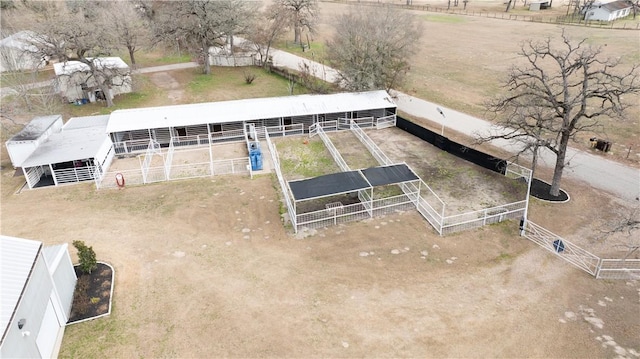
left=308, top=1, right=640, bottom=165
left=1, top=3, right=639, bottom=357
left=1, top=135, right=639, bottom=358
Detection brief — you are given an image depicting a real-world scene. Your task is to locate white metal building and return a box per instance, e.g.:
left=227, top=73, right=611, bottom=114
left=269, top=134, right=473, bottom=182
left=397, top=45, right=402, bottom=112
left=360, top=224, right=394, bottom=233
left=18, top=115, right=114, bottom=189
left=0, top=31, right=48, bottom=72
left=107, top=90, right=397, bottom=153
left=583, top=0, right=632, bottom=21
left=0, top=236, right=77, bottom=359
left=53, top=57, right=132, bottom=103
left=5, top=115, right=63, bottom=168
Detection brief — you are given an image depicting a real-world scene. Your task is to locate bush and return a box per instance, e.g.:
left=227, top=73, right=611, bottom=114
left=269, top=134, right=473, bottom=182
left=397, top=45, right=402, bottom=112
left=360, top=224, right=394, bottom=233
left=73, top=240, right=97, bottom=274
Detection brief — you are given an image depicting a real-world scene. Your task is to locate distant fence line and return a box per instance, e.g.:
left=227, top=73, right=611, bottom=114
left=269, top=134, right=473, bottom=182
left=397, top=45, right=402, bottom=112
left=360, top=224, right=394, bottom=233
left=321, top=0, right=640, bottom=30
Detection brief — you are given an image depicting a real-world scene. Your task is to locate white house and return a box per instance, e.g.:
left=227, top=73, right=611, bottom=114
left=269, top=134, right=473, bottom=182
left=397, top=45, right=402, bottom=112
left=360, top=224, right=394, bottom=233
left=0, top=236, right=77, bottom=359
left=0, top=31, right=48, bottom=72
left=53, top=57, right=132, bottom=103
left=5, top=115, right=64, bottom=168
left=583, top=0, right=633, bottom=21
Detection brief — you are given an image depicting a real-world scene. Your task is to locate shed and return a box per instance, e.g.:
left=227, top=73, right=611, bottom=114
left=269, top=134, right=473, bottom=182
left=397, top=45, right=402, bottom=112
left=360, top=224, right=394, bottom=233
left=107, top=90, right=397, bottom=152
left=5, top=115, right=63, bottom=168
left=0, top=31, right=48, bottom=72
left=528, top=1, right=550, bottom=10
left=583, top=0, right=632, bottom=20
left=53, top=57, right=132, bottom=103
left=0, top=236, right=77, bottom=359
left=19, top=115, right=114, bottom=189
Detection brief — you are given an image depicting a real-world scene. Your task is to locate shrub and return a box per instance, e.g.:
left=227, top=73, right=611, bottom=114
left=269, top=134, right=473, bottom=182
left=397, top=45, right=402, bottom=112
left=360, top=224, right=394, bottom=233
left=243, top=71, right=256, bottom=84
left=73, top=240, right=97, bottom=274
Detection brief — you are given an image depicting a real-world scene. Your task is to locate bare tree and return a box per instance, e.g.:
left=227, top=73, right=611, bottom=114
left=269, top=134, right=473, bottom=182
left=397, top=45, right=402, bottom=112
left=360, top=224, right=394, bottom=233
left=477, top=30, right=639, bottom=196
left=274, top=0, right=318, bottom=45
left=217, top=0, right=258, bottom=51
left=152, top=0, right=254, bottom=75
left=597, top=206, right=640, bottom=260
left=22, top=1, right=131, bottom=107
left=245, top=4, right=289, bottom=67
left=326, top=5, right=423, bottom=92
left=109, top=1, right=150, bottom=67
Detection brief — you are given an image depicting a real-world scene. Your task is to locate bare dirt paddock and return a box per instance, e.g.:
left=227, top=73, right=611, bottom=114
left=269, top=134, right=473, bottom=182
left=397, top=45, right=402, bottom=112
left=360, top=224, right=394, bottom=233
left=1, top=129, right=638, bottom=358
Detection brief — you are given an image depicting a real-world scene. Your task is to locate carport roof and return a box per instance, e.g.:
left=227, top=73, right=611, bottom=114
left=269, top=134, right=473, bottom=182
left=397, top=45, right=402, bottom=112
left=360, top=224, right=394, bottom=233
left=106, top=90, right=396, bottom=133
left=21, top=116, right=110, bottom=167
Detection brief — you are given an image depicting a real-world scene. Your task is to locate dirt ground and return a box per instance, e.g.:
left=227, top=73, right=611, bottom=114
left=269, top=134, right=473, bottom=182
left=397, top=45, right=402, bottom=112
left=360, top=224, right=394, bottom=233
left=1, top=126, right=639, bottom=358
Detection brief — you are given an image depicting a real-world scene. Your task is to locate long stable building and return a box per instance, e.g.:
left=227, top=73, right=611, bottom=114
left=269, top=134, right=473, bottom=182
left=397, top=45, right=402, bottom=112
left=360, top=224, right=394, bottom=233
left=6, top=91, right=397, bottom=189
left=107, top=90, right=396, bottom=154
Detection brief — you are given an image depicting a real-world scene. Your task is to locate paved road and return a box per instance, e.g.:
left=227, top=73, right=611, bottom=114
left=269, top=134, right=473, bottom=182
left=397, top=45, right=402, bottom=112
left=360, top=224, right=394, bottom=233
left=266, top=47, right=640, bottom=203
left=3, top=53, right=638, bottom=202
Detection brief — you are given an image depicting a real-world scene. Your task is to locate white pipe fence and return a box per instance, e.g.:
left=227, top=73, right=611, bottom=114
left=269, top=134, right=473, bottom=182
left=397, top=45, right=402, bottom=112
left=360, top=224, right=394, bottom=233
left=265, top=130, right=298, bottom=231
left=524, top=221, right=640, bottom=280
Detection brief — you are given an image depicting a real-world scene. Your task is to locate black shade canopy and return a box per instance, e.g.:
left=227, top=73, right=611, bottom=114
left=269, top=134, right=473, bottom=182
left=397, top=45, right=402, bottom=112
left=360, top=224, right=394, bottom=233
left=289, top=171, right=371, bottom=201
left=361, top=164, right=418, bottom=187
left=288, top=163, right=418, bottom=201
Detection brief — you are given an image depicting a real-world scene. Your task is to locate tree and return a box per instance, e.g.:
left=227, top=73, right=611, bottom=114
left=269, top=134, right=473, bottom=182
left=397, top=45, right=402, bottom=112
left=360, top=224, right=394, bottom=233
left=73, top=240, right=97, bottom=275
left=478, top=31, right=639, bottom=196
left=109, top=0, right=150, bottom=67
left=245, top=4, right=289, bottom=67
left=152, top=0, right=254, bottom=75
left=22, top=1, right=130, bottom=107
left=274, top=0, right=318, bottom=45
left=325, top=5, right=423, bottom=92
left=597, top=206, right=640, bottom=260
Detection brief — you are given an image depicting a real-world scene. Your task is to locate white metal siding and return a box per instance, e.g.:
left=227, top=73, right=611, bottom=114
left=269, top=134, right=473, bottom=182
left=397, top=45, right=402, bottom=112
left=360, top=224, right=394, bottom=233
left=5, top=141, right=38, bottom=168
left=0, top=256, right=54, bottom=359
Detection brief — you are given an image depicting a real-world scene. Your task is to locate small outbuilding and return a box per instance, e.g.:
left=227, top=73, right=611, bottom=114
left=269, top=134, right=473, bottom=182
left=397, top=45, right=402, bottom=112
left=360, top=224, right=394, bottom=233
left=583, top=0, right=632, bottom=21
left=16, top=115, right=114, bottom=189
left=0, top=235, right=77, bottom=359
left=0, top=31, right=48, bottom=72
left=53, top=57, right=132, bottom=103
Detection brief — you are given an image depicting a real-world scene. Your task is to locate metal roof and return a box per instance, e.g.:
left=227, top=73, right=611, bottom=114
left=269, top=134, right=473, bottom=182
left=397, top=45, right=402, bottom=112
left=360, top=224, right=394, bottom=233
left=21, top=116, right=111, bottom=167
left=0, top=31, right=40, bottom=52
left=53, top=57, right=129, bottom=76
left=7, top=115, right=62, bottom=142
left=106, top=90, right=396, bottom=133
left=0, top=235, right=42, bottom=341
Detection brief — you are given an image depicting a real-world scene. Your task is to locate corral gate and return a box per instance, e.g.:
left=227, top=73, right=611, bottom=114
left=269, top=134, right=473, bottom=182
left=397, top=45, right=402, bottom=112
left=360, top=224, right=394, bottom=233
left=523, top=221, right=600, bottom=276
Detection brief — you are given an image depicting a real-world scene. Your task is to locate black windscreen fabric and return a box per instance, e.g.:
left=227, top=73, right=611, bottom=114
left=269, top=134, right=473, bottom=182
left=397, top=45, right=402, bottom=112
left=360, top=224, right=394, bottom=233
left=288, top=171, right=371, bottom=201
left=361, top=164, right=418, bottom=186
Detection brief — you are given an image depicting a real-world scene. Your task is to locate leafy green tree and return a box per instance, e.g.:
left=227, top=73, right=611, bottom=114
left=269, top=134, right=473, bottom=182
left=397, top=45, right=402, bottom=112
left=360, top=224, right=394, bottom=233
left=73, top=240, right=97, bottom=274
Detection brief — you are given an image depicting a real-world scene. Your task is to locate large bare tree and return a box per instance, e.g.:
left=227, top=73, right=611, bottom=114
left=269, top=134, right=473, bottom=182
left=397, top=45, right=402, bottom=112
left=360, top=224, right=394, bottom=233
left=478, top=31, right=639, bottom=196
left=22, top=1, right=130, bottom=107
left=245, top=4, right=289, bottom=67
left=109, top=0, right=150, bottom=67
left=274, top=0, right=318, bottom=45
left=152, top=0, right=255, bottom=75
left=325, top=5, right=423, bottom=92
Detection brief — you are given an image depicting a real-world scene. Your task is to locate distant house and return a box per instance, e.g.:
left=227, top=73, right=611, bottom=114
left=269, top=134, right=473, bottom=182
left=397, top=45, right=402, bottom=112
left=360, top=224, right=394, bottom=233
left=583, top=0, right=633, bottom=21
left=0, top=31, right=48, bottom=72
left=53, top=57, right=132, bottom=103
left=0, top=236, right=77, bottom=359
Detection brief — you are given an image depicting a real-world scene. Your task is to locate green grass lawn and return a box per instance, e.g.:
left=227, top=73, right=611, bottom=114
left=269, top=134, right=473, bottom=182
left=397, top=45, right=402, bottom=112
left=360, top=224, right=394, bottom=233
left=57, top=66, right=307, bottom=119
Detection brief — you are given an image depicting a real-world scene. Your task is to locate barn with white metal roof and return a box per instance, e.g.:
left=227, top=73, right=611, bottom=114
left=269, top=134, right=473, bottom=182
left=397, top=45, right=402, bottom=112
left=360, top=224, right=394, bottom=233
left=107, top=90, right=397, bottom=153
left=17, top=115, right=114, bottom=189
left=0, top=236, right=77, bottom=359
